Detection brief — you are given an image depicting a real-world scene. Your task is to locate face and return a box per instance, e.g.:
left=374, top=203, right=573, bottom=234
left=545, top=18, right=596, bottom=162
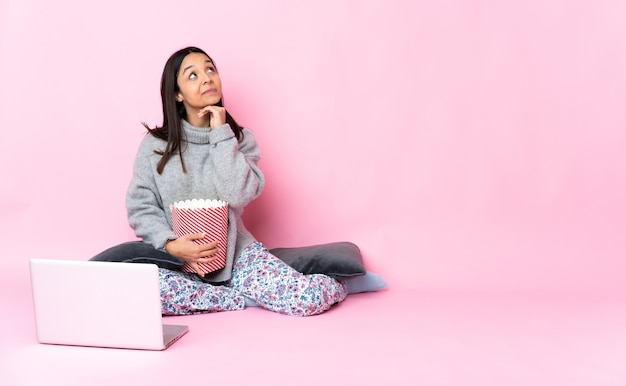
left=175, top=52, right=222, bottom=114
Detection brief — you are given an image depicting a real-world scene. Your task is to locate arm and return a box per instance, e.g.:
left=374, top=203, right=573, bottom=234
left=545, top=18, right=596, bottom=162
left=126, top=142, right=219, bottom=277
left=125, top=144, right=177, bottom=250
left=207, top=124, right=265, bottom=209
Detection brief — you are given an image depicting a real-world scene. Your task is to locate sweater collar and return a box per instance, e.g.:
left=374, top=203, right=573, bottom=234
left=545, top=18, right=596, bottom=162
left=181, top=119, right=212, bottom=144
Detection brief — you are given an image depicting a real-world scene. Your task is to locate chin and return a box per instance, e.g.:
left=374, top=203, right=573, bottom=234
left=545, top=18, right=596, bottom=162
left=202, top=95, right=222, bottom=105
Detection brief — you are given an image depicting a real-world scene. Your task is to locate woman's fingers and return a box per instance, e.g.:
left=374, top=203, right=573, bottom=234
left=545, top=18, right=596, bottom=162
left=187, top=262, right=204, bottom=277
left=197, top=105, right=226, bottom=128
left=182, top=234, right=218, bottom=251
left=197, top=106, right=211, bottom=117
left=200, top=239, right=219, bottom=248
left=197, top=105, right=223, bottom=116
left=184, top=232, right=205, bottom=241
left=197, top=105, right=213, bottom=117
left=191, top=239, right=219, bottom=259
left=165, top=236, right=220, bottom=272
left=192, top=245, right=219, bottom=277
left=200, top=255, right=217, bottom=263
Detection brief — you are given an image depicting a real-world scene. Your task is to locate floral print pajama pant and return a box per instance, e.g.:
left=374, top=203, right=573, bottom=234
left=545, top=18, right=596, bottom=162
left=159, top=242, right=348, bottom=317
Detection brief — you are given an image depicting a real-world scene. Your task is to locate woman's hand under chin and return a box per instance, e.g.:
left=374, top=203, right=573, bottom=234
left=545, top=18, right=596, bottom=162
left=197, top=105, right=226, bottom=129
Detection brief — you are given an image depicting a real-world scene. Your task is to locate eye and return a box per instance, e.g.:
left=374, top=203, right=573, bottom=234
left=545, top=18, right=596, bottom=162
left=207, top=66, right=216, bottom=73
left=189, top=72, right=197, bottom=80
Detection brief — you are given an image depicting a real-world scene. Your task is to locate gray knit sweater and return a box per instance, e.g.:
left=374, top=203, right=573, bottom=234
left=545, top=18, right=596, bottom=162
left=126, top=120, right=265, bottom=283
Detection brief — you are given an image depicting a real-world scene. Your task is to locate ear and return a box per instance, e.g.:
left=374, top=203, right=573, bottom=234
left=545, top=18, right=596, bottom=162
left=175, top=92, right=184, bottom=102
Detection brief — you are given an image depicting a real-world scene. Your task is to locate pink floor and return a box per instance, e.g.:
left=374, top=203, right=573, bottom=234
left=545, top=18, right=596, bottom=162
left=2, top=268, right=625, bottom=386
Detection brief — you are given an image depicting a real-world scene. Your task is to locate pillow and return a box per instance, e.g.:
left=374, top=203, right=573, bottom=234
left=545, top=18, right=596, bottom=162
left=269, top=241, right=366, bottom=279
left=90, top=241, right=367, bottom=279
left=89, top=241, right=184, bottom=271
left=340, top=272, right=387, bottom=294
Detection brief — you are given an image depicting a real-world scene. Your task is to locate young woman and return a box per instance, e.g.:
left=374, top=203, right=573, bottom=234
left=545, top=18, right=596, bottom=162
left=126, top=46, right=347, bottom=316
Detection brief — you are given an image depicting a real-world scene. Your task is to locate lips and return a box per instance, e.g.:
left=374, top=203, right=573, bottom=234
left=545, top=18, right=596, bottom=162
left=202, top=88, right=218, bottom=95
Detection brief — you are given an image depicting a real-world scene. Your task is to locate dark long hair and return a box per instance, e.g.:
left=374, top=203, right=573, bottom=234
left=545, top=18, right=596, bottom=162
left=144, top=47, right=243, bottom=174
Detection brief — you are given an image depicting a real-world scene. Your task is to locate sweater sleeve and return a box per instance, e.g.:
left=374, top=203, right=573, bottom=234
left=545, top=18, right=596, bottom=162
left=207, top=125, right=265, bottom=209
left=125, top=139, right=177, bottom=249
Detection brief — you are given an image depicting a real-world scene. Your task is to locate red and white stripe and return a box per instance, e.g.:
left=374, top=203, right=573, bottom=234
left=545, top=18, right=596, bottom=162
left=171, top=204, right=229, bottom=275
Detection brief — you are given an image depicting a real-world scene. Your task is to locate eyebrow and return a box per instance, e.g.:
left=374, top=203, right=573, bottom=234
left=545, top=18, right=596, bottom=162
left=182, top=60, right=214, bottom=75
left=182, top=65, right=194, bottom=75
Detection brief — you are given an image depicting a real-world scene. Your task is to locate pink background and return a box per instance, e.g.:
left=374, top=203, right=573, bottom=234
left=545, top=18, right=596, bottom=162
left=2, top=0, right=624, bottom=295
left=2, top=1, right=626, bottom=384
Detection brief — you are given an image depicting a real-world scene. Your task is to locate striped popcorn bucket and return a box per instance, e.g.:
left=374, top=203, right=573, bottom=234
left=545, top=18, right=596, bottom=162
left=170, top=199, right=229, bottom=275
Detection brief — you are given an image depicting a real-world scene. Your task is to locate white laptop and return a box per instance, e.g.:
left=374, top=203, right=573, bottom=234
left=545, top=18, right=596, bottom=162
left=29, top=259, right=188, bottom=350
